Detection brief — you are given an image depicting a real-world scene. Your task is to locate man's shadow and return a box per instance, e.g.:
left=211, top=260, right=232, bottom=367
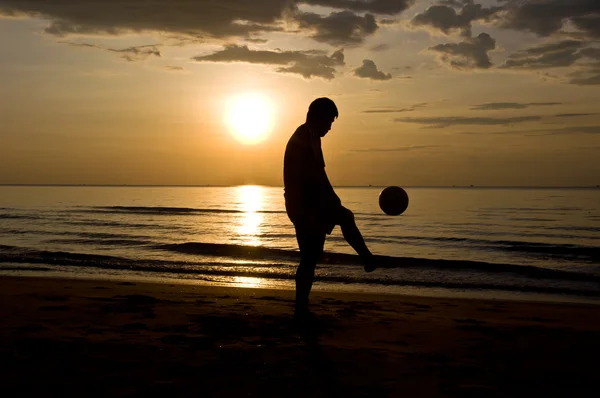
left=296, top=320, right=343, bottom=397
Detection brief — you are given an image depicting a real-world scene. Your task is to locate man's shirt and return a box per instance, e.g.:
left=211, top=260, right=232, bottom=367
left=283, top=124, right=340, bottom=220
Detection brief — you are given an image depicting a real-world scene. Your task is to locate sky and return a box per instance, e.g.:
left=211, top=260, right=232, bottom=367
left=1, top=0, right=599, bottom=187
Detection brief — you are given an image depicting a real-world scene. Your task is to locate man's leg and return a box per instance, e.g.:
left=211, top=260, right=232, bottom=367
left=294, top=226, right=326, bottom=314
left=337, top=207, right=376, bottom=272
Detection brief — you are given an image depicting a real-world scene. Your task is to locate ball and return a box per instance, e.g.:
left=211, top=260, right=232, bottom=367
left=379, top=186, right=409, bottom=216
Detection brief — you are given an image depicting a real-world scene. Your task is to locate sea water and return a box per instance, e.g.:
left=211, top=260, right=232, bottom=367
left=1, top=186, right=599, bottom=302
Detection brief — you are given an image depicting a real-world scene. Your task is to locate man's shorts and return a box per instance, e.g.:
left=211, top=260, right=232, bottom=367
left=286, top=201, right=350, bottom=235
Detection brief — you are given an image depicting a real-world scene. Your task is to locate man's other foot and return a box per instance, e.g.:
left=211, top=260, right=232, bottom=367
left=363, top=254, right=377, bottom=273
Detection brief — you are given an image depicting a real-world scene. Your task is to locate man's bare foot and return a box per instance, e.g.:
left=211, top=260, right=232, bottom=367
left=363, top=254, right=377, bottom=273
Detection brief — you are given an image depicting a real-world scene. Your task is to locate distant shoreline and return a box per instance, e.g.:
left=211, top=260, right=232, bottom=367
left=0, top=184, right=599, bottom=189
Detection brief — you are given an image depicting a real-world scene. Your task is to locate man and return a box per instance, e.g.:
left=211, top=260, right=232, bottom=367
left=283, top=97, right=376, bottom=320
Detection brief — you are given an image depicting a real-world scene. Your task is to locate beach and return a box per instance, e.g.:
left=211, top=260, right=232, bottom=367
left=2, top=276, right=600, bottom=397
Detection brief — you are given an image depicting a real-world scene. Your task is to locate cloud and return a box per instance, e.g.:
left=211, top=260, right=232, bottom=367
left=528, top=125, right=600, bottom=136
left=517, top=40, right=586, bottom=56
left=0, top=1, right=416, bottom=44
left=500, top=39, right=600, bottom=84
left=395, top=115, right=541, bottom=128
left=370, top=43, right=390, bottom=52
left=554, top=113, right=599, bottom=117
left=245, top=37, right=269, bottom=44
left=411, top=0, right=502, bottom=37
left=580, top=47, right=600, bottom=60
left=164, top=65, right=185, bottom=72
left=497, top=0, right=600, bottom=39
left=0, top=0, right=290, bottom=39
left=567, top=58, right=600, bottom=85
left=569, top=70, right=600, bottom=85
left=363, top=103, right=427, bottom=113
left=471, top=102, right=562, bottom=110
left=299, top=0, right=416, bottom=15
left=192, top=45, right=344, bottom=79
left=501, top=40, right=588, bottom=69
left=457, top=125, right=600, bottom=137
left=458, top=125, right=600, bottom=135
left=353, top=59, right=391, bottom=80
left=351, top=145, right=442, bottom=152
left=429, top=32, right=496, bottom=69
left=294, top=11, right=378, bottom=45
left=65, top=42, right=160, bottom=61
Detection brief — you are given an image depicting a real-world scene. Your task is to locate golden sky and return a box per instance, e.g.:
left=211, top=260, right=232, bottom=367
left=1, top=0, right=599, bottom=186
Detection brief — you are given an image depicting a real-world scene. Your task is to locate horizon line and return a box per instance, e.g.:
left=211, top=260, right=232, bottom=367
left=1, top=184, right=599, bottom=189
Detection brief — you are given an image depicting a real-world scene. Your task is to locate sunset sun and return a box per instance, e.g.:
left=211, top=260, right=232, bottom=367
left=224, top=93, right=274, bottom=145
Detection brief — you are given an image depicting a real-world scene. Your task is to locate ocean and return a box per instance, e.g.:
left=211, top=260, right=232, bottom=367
left=1, top=185, right=599, bottom=303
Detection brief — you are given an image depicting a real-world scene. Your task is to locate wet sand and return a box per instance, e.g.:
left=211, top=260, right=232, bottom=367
left=1, top=275, right=600, bottom=397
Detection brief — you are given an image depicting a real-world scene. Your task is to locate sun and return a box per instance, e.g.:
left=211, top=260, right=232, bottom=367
left=224, top=93, right=274, bottom=145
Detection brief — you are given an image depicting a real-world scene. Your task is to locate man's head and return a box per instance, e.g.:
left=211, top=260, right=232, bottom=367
left=306, top=97, right=338, bottom=137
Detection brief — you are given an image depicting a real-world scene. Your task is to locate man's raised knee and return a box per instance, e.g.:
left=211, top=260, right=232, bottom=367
left=339, top=207, right=355, bottom=224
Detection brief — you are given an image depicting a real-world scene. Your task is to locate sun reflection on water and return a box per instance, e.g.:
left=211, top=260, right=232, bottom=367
left=233, top=276, right=264, bottom=288
left=235, top=185, right=265, bottom=247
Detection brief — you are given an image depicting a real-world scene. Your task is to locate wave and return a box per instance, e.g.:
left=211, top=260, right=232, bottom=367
left=44, top=238, right=152, bottom=247
left=0, top=214, right=40, bottom=220
left=481, top=207, right=584, bottom=212
left=3, top=221, right=598, bottom=264
left=1, top=244, right=599, bottom=298
left=154, top=242, right=600, bottom=281
left=548, top=226, right=600, bottom=233
left=367, top=235, right=600, bottom=261
left=507, top=217, right=556, bottom=222
left=2, top=242, right=597, bottom=282
left=74, top=206, right=286, bottom=215
left=60, top=219, right=189, bottom=230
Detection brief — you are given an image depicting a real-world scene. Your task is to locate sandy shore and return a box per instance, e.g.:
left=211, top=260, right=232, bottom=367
left=1, top=276, right=600, bottom=397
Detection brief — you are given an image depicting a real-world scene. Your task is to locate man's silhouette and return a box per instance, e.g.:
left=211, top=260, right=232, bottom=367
left=284, top=97, right=376, bottom=321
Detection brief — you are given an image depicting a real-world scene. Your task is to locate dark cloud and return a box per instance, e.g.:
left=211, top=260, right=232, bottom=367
left=498, top=38, right=600, bottom=85
left=370, top=43, right=390, bottom=52
left=502, top=40, right=588, bottom=69
left=164, top=65, right=184, bottom=72
left=363, top=108, right=414, bottom=113
left=65, top=42, right=160, bottom=61
left=530, top=125, right=600, bottom=135
left=245, top=37, right=269, bottom=44
left=458, top=125, right=600, bottom=135
left=363, top=103, right=427, bottom=113
left=299, top=0, right=416, bottom=15
left=569, top=70, right=600, bottom=85
left=571, top=14, right=600, bottom=39
left=411, top=0, right=502, bottom=37
left=497, top=0, right=600, bottom=39
left=554, top=113, right=599, bottom=117
left=500, top=41, right=600, bottom=85
left=395, top=115, right=541, bottom=128
left=518, top=40, right=585, bottom=56
left=429, top=32, right=496, bottom=69
left=0, top=0, right=289, bottom=39
left=295, top=11, right=377, bottom=45
left=351, top=145, right=442, bottom=152
left=0, top=0, right=416, bottom=45
left=438, top=0, right=466, bottom=6
left=579, top=47, right=600, bottom=60
left=192, top=45, right=344, bottom=80
left=353, top=59, right=391, bottom=80
left=471, top=102, right=562, bottom=110
left=504, top=48, right=582, bottom=69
